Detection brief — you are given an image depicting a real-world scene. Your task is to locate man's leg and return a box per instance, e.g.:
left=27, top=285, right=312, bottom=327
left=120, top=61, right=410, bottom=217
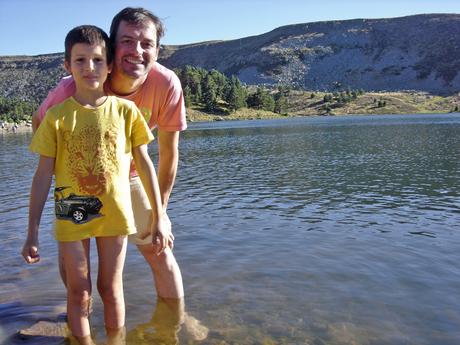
left=130, top=176, right=184, bottom=299
left=136, top=245, right=184, bottom=299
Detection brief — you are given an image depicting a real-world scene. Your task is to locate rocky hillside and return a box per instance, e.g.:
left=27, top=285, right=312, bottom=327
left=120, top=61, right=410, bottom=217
left=159, top=14, right=460, bottom=94
left=0, top=13, right=459, bottom=105
left=0, top=53, right=66, bottom=104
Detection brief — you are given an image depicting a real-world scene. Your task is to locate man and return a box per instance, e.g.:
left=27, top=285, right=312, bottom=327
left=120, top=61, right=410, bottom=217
left=34, top=6, right=184, bottom=301
left=31, top=8, right=199, bottom=332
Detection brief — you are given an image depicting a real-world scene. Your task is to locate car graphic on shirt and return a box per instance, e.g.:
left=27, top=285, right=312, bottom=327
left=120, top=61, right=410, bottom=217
left=54, top=187, right=103, bottom=224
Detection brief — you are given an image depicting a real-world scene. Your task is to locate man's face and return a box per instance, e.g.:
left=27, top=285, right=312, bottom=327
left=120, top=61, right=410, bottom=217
left=113, top=20, right=158, bottom=81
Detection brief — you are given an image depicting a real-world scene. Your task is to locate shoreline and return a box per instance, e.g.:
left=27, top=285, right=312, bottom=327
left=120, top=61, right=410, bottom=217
left=0, top=122, right=33, bottom=134
left=2, top=109, right=459, bottom=135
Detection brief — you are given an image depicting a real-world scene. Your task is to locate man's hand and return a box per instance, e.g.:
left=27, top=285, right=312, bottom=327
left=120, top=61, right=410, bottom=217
left=22, top=239, right=40, bottom=263
left=152, top=213, right=174, bottom=255
left=138, top=213, right=174, bottom=254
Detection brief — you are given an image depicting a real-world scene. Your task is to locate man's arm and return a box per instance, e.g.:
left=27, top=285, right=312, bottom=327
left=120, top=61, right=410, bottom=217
left=32, top=76, right=76, bottom=132
left=132, top=144, right=171, bottom=254
left=156, top=129, right=180, bottom=212
left=31, top=110, right=41, bottom=133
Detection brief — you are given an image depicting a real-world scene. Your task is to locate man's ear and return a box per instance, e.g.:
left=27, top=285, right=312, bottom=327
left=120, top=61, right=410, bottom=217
left=64, top=60, right=71, bottom=74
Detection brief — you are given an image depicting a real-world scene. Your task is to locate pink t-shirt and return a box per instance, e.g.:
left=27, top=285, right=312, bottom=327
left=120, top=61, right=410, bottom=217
left=36, top=62, right=187, bottom=132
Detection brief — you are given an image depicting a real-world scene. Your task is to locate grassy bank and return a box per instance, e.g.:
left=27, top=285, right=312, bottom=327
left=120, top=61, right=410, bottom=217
left=2, top=91, right=459, bottom=130
left=187, top=91, right=460, bottom=122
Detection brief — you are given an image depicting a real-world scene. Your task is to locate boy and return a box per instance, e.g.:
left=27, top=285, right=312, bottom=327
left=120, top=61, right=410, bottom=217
left=21, top=25, right=169, bottom=345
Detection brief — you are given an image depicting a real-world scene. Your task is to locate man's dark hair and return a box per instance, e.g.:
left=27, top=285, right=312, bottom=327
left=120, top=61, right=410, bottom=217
left=64, top=25, right=112, bottom=64
left=110, top=7, right=165, bottom=49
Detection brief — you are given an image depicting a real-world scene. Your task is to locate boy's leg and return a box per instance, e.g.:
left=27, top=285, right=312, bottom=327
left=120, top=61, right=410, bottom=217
left=59, top=239, right=92, bottom=341
left=96, top=236, right=127, bottom=332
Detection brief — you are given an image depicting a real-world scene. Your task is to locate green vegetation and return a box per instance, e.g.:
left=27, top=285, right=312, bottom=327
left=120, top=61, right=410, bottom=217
left=0, top=97, right=36, bottom=122
left=1, top=62, right=459, bottom=126
left=175, top=66, right=296, bottom=118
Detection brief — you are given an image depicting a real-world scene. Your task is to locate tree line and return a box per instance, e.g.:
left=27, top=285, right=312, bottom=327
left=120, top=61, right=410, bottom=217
left=0, top=97, right=37, bottom=123
left=175, top=65, right=289, bottom=114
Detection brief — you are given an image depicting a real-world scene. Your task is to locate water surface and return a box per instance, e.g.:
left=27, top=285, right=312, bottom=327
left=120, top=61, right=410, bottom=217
left=1, top=114, right=460, bottom=344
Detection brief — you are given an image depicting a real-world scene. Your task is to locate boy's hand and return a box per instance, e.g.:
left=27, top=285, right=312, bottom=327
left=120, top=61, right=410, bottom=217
left=22, top=239, right=40, bottom=264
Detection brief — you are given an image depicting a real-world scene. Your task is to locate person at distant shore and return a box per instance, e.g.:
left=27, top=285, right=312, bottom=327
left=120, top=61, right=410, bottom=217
left=32, top=6, right=208, bottom=341
left=23, top=25, right=168, bottom=345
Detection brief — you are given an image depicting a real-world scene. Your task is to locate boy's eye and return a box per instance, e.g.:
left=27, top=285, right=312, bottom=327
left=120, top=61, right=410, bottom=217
left=75, top=58, right=85, bottom=63
left=94, top=58, right=104, bottom=63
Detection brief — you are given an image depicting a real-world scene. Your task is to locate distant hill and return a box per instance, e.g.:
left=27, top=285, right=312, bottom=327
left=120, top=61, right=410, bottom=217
left=159, top=14, right=460, bottom=94
left=1, top=13, right=459, bottom=105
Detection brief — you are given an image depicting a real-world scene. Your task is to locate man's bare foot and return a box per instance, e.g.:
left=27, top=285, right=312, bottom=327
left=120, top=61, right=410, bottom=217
left=183, top=312, right=209, bottom=341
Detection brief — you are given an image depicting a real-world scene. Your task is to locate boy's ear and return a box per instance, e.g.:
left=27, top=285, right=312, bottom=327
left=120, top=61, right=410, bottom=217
left=64, top=60, right=71, bottom=74
left=107, top=62, right=113, bottom=74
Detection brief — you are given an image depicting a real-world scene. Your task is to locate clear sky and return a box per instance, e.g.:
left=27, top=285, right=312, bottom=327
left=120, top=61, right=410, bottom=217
left=1, top=0, right=460, bottom=56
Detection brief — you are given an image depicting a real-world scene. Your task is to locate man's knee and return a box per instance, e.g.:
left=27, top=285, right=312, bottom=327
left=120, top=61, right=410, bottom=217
left=138, top=246, right=177, bottom=270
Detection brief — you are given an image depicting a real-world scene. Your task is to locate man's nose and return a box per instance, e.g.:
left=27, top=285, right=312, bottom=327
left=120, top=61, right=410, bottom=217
left=134, top=41, right=143, bottom=54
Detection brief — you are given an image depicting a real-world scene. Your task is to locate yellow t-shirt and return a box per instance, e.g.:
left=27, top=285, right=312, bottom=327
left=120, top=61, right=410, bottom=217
left=30, top=96, right=154, bottom=241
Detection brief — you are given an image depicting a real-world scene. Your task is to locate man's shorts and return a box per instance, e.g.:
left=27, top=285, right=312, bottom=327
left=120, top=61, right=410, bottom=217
left=129, top=176, right=153, bottom=246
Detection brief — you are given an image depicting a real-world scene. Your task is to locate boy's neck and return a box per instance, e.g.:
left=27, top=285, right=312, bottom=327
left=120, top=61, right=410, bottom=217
left=73, top=89, right=107, bottom=107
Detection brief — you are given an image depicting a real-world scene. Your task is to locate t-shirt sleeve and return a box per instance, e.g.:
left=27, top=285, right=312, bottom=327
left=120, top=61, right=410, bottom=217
left=36, top=77, right=75, bottom=124
left=131, top=104, right=154, bottom=148
left=29, top=111, right=57, bottom=157
left=154, top=73, right=187, bottom=132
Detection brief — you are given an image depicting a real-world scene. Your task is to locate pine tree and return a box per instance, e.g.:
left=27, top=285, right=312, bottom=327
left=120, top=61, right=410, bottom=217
left=183, top=85, right=192, bottom=108
left=274, top=92, right=288, bottom=114
left=201, top=74, right=218, bottom=111
left=247, top=88, right=275, bottom=111
left=226, top=76, right=246, bottom=111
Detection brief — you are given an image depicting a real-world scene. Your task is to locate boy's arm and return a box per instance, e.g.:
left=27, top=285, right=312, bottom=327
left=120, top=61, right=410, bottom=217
left=22, top=156, right=54, bottom=263
left=156, top=129, right=180, bottom=212
left=132, top=144, right=172, bottom=254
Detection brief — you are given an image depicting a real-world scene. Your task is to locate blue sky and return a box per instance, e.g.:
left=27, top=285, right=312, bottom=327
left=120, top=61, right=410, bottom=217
left=1, top=0, right=460, bottom=56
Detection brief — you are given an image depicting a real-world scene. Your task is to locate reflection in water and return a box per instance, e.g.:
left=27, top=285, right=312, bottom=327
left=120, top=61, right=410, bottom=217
left=127, top=298, right=182, bottom=345
left=126, top=297, right=208, bottom=345
left=2, top=115, right=460, bottom=344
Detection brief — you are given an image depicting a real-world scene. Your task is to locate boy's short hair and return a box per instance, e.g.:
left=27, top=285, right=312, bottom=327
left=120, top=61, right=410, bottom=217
left=110, top=7, right=164, bottom=49
left=65, top=25, right=112, bottom=64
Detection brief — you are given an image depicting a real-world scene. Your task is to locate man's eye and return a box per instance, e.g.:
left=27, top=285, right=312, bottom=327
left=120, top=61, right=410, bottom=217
left=142, top=42, right=154, bottom=49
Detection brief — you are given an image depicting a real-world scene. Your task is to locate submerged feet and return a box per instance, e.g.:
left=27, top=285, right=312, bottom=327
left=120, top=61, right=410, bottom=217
left=183, top=312, right=209, bottom=341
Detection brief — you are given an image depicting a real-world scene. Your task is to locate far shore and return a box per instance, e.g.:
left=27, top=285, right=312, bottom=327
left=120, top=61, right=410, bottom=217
left=0, top=121, right=33, bottom=134
left=0, top=109, right=456, bottom=134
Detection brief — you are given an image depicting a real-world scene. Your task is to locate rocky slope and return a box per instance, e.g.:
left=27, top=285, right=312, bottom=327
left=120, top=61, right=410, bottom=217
left=159, top=14, right=460, bottom=94
left=0, top=13, right=459, bottom=105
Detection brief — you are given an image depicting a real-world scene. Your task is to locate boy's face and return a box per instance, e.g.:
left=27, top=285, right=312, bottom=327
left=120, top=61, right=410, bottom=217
left=112, top=20, right=158, bottom=81
left=64, top=43, right=111, bottom=93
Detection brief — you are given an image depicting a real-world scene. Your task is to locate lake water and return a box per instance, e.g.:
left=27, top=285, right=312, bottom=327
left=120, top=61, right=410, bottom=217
left=1, top=114, right=460, bottom=345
